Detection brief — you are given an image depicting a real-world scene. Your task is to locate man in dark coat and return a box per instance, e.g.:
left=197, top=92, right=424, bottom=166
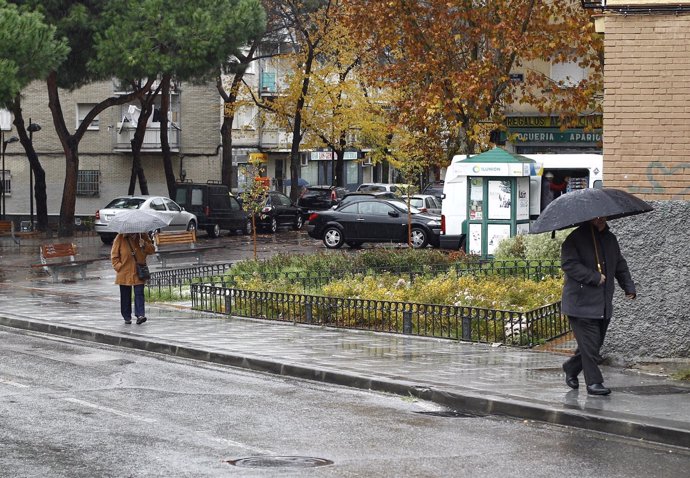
left=561, top=217, right=637, bottom=396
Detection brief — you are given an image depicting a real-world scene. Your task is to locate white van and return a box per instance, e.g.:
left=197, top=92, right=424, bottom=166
left=439, top=153, right=603, bottom=250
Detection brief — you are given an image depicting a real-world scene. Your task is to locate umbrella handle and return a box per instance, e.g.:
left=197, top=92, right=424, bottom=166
left=590, top=224, right=602, bottom=274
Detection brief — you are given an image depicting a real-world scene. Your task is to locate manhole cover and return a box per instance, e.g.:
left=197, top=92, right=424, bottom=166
left=227, top=456, right=334, bottom=469
left=616, top=385, right=690, bottom=396
left=415, top=410, right=483, bottom=418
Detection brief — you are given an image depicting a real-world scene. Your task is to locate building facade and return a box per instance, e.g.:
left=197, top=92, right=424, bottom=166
left=1, top=80, right=222, bottom=226
left=592, top=0, right=690, bottom=200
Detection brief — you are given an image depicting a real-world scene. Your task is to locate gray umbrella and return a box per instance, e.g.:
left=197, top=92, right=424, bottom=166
left=530, top=187, right=653, bottom=234
left=107, top=209, right=171, bottom=234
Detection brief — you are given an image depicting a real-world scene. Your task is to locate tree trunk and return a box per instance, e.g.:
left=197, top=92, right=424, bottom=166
left=160, top=75, right=177, bottom=198
left=288, top=51, right=315, bottom=201
left=10, top=99, right=49, bottom=231
left=218, top=71, right=243, bottom=191
left=47, top=72, right=155, bottom=237
left=128, top=101, right=153, bottom=195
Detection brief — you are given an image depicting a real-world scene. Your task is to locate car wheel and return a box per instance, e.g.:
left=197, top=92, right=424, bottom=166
left=186, top=220, right=197, bottom=233
left=207, top=224, right=220, bottom=238
left=293, top=214, right=304, bottom=230
left=243, top=219, right=253, bottom=235
left=99, top=234, right=114, bottom=245
left=323, top=226, right=344, bottom=249
left=410, top=227, right=429, bottom=249
left=269, top=217, right=278, bottom=234
left=346, top=241, right=362, bottom=249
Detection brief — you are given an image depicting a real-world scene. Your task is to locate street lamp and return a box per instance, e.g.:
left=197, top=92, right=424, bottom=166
left=2, top=135, right=19, bottom=220
left=27, top=120, right=41, bottom=229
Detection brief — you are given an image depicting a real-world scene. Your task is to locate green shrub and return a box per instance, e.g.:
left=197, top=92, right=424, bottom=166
left=493, top=230, right=573, bottom=261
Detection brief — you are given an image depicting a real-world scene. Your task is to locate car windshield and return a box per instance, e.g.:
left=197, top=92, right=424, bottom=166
left=104, top=197, right=145, bottom=209
left=303, top=189, right=331, bottom=198
left=388, top=201, right=421, bottom=214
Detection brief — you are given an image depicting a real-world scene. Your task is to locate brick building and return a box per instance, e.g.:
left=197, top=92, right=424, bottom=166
left=592, top=0, right=690, bottom=200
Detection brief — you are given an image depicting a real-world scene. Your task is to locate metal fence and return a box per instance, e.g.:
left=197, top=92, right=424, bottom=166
left=190, top=284, right=568, bottom=347
left=147, top=259, right=561, bottom=299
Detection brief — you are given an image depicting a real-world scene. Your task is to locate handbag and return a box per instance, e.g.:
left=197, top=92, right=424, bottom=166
left=135, top=263, right=151, bottom=280
left=127, top=237, right=151, bottom=280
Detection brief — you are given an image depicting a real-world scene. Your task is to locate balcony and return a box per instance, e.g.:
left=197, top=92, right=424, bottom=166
left=113, top=123, right=180, bottom=152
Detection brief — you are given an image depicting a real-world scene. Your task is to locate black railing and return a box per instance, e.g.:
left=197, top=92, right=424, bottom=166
left=147, top=260, right=561, bottom=299
left=190, top=284, right=568, bottom=347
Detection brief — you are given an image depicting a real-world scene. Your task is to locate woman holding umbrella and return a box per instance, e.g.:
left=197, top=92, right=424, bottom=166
left=111, top=232, right=155, bottom=324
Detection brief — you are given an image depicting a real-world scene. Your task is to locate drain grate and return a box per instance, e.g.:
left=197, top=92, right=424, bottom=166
left=414, top=410, right=483, bottom=418
left=227, top=456, right=334, bottom=469
left=616, top=385, right=690, bottom=396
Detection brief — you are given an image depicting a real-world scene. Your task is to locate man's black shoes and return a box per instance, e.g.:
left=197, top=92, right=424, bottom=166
left=563, top=364, right=579, bottom=389
left=566, top=375, right=579, bottom=389
left=136, top=316, right=147, bottom=325
left=586, top=383, right=611, bottom=396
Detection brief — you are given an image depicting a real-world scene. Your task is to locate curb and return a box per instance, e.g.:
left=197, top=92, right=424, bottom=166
left=1, top=315, right=688, bottom=449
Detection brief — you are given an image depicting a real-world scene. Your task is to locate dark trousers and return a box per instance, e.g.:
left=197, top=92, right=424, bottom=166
left=562, top=317, right=610, bottom=386
left=119, top=284, right=145, bottom=320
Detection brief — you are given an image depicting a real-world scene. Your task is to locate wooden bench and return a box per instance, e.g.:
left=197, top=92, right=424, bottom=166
left=154, top=230, right=225, bottom=268
left=0, top=220, right=19, bottom=244
left=31, top=243, right=100, bottom=283
left=0, top=220, right=41, bottom=245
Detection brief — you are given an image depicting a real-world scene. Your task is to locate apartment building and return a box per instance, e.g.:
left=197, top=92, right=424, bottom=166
left=1, top=79, right=221, bottom=226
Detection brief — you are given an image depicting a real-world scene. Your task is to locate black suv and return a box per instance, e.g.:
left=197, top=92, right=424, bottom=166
left=297, top=185, right=348, bottom=212
left=174, top=181, right=251, bottom=238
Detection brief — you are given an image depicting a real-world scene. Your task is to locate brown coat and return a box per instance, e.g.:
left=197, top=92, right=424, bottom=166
left=111, top=233, right=156, bottom=285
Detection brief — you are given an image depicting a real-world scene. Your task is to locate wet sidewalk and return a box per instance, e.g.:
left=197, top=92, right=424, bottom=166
left=1, top=234, right=689, bottom=448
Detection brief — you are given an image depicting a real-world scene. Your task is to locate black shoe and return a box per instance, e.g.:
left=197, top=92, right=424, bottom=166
left=566, top=375, right=579, bottom=389
left=124, top=319, right=132, bottom=324
left=562, top=364, right=579, bottom=389
left=136, top=316, right=147, bottom=325
left=586, top=383, right=611, bottom=396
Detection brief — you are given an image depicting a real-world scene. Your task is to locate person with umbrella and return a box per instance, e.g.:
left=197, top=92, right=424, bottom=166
left=109, top=210, right=167, bottom=325
left=560, top=216, right=637, bottom=395
left=530, top=188, right=652, bottom=396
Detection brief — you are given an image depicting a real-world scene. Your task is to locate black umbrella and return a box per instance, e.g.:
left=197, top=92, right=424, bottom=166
left=530, top=187, right=653, bottom=234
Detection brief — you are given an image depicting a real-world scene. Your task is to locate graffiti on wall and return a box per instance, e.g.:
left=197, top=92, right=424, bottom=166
left=627, top=161, right=690, bottom=198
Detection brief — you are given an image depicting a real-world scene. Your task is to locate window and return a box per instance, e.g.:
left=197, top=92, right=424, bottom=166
left=77, top=103, right=99, bottom=130
left=76, top=170, right=99, bottom=197
left=163, top=198, right=181, bottom=212
left=551, top=61, right=586, bottom=87
left=149, top=198, right=166, bottom=211
left=0, top=170, right=11, bottom=196
left=233, top=105, right=257, bottom=130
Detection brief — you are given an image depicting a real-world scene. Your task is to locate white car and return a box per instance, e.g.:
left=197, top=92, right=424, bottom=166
left=409, top=194, right=442, bottom=214
left=355, top=183, right=411, bottom=195
left=94, top=195, right=197, bottom=244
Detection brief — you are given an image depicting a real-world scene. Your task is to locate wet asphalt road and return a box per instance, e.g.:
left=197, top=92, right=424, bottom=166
left=2, top=328, right=690, bottom=478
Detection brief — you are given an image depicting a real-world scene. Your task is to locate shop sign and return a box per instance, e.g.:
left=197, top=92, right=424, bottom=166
left=501, top=128, right=602, bottom=143
left=506, top=115, right=603, bottom=129
left=310, top=151, right=359, bottom=160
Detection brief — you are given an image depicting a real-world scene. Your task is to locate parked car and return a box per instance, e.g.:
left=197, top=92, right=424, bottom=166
left=355, top=183, right=410, bottom=195
left=297, top=185, right=349, bottom=212
left=94, top=195, right=197, bottom=244
left=256, top=191, right=304, bottom=233
left=408, top=194, right=442, bottom=214
left=337, top=191, right=399, bottom=208
left=174, top=181, right=252, bottom=238
left=306, top=198, right=441, bottom=249
left=422, top=181, right=445, bottom=201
